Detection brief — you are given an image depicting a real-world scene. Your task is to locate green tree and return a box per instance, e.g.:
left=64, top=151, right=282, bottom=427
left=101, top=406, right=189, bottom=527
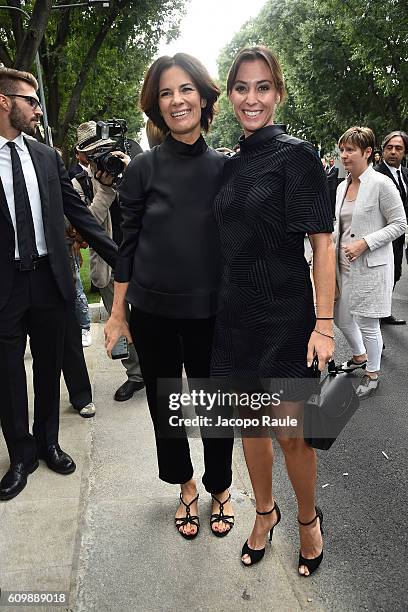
left=209, top=0, right=408, bottom=152
left=0, top=0, right=185, bottom=149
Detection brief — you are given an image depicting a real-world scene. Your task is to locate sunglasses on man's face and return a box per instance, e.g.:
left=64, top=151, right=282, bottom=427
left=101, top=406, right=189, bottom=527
left=5, top=94, right=42, bottom=110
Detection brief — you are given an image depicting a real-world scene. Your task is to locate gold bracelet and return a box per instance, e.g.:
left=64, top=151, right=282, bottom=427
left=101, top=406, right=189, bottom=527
left=313, top=329, right=334, bottom=340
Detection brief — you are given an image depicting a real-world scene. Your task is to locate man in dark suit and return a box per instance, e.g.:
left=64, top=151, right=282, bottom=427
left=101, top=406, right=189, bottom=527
left=0, top=67, right=117, bottom=500
left=326, top=157, right=339, bottom=218
left=375, top=130, right=408, bottom=325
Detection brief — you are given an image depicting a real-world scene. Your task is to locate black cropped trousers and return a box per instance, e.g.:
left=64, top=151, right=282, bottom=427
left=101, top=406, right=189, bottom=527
left=129, top=307, right=233, bottom=494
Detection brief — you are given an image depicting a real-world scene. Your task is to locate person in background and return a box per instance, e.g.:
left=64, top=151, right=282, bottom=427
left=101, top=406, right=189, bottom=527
left=55, top=146, right=95, bottom=418
left=145, top=118, right=165, bottom=148
left=62, top=218, right=95, bottom=418
left=326, top=157, right=339, bottom=218
left=373, top=150, right=382, bottom=165
left=60, top=143, right=94, bottom=346
left=334, top=127, right=406, bottom=398
left=374, top=130, right=408, bottom=325
left=69, top=146, right=89, bottom=180
left=72, top=121, right=144, bottom=402
left=215, top=146, right=235, bottom=157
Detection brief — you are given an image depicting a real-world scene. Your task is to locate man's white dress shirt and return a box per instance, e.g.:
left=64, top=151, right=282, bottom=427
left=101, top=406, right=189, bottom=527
left=0, top=133, right=47, bottom=258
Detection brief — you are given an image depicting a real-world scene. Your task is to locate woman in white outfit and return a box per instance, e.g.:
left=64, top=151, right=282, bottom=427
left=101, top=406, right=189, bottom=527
left=334, top=126, right=407, bottom=398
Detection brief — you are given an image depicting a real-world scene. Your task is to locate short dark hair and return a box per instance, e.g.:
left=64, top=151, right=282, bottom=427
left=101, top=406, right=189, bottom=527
left=381, top=131, right=408, bottom=155
left=338, top=126, right=375, bottom=164
left=0, top=67, right=38, bottom=94
left=140, top=53, right=220, bottom=134
left=226, top=45, right=286, bottom=103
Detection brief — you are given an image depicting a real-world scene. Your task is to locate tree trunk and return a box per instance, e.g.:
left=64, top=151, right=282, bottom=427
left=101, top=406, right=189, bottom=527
left=55, top=0, right=131, bottom=146
left=42, top=9, right=72, bottom=131
left=0, top=42, right=13, bottom=67
left=7, top=0, right=24, bottom=49
left=13, top=0, right=53, bottom=70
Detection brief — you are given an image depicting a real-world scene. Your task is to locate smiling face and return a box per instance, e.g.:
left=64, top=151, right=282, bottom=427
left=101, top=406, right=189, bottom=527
left=7, top=81, right=42, bottom=137
left=229, top=58, right=280, bottom=138
left=383, top=136, right=406, bottom=168
left=158, top=65, right=206, bottom=144
left=339, top=141, right=371, bottom=178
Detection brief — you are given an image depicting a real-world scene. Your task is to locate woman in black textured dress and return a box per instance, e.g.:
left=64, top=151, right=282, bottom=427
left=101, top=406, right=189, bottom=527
left=211, top=47, right=335, bottom=575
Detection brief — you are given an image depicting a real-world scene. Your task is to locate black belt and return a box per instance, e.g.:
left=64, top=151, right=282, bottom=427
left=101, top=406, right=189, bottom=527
left=14, top=255, right=49, bottom=271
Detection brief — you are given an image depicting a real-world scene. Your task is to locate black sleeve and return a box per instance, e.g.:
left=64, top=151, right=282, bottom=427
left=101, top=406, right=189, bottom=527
left=285, top=142, right=334, bottom=234
left=115, top=153, right=148, bottom=282
left=56, top=151, right=118, bottom=268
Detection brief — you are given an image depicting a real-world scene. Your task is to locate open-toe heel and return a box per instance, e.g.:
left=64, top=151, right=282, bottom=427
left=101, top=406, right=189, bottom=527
left=241, top=500, right=281, bottom=567
left=175, top=492, right=199, bottom=540
left=298, top=506, right=323, bottom=576
left=210, top=493, right=235, bottom=537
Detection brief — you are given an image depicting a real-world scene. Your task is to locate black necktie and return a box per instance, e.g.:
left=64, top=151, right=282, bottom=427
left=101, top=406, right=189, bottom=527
left=7, top=141, right=38, bottom=267
left=396, top=169, right=406, bottom=200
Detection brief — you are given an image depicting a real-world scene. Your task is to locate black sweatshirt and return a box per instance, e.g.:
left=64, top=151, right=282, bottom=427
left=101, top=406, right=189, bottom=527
left=116, top=134, right=225, bottom=318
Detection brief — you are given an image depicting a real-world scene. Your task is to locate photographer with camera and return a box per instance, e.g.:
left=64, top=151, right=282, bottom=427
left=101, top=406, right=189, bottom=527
left=72, top=121, right=144, bottom=402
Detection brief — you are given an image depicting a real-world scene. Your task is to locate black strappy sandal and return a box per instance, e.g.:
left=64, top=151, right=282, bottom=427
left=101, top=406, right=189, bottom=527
left=241, top=500, right=281, bottom=566
left=210, top=493, right=235, bottom=537
left=175, top=492, right=200, bottom=540
left=298, top=506, right=324, bottom=576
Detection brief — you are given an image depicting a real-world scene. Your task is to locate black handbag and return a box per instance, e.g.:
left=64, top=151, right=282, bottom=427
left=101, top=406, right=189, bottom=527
left=304, top=359, right=359, bottom=450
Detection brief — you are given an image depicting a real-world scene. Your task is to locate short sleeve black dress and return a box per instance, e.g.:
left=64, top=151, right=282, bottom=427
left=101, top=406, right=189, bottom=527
left=211, top=125, right=334, bottom=393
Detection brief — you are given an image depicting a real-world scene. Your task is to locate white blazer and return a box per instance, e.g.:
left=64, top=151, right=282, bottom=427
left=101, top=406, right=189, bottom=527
left=333, top=165, right=406, bottom=317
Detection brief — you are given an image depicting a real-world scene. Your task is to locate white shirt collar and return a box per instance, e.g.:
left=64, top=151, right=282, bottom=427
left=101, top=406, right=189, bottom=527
left=384, top=161, right=401, bottom=174
left=0, top=132, right=26, bottom=152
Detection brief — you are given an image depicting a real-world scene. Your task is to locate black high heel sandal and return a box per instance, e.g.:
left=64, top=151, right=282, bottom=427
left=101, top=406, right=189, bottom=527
left=210, top=493, right=235, bottom=537
left=175, top=492, right=200, bottom=540
left=298, top=506, right=324, bottom=576
left=241, top=500, right=281, bottom=566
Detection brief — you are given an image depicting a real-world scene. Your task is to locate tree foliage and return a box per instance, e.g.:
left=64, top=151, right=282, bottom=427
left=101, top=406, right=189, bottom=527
left=0, top=0, right=185, bottom=151
left=208, top=0, right=408, bottom=153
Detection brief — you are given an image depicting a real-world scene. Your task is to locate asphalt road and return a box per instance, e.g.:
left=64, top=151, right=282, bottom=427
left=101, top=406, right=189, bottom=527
left=269, top=257, right=408, bottom=611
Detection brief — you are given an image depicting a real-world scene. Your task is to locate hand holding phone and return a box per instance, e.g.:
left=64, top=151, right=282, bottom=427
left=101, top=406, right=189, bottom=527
left=105, top=313, right=133, bottom=358
left=111, top=336, right=129, bottom=360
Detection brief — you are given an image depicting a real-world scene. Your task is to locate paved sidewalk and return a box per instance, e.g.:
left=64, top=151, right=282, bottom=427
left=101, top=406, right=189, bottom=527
left=0, top=321, right=325, bottom=612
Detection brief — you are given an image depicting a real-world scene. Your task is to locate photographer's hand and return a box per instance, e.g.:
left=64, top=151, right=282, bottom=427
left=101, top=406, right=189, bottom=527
left=110, top=150, right=131, bottom=167
left=95, top=151, right=131, bottom=186
left=95, top=170, right=115, bottom=186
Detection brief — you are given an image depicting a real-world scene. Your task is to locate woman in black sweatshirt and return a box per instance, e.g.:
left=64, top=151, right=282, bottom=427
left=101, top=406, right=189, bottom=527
left=105, top=54, right=234, bottom=540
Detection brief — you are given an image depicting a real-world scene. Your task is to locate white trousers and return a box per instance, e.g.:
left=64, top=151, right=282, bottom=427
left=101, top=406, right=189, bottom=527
left=334, top=271, right=383, bottom=372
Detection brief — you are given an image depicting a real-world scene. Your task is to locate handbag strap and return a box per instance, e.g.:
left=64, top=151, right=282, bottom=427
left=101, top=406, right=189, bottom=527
left=312, top=357, right=337, bottom=375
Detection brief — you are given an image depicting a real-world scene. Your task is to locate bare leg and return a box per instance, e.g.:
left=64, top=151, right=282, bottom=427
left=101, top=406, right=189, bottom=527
left=175, top=478, right=199, bottom=537
left=241, top=436, right=279, bottom=565
left=275, top=400, right=323, bottom=576
left=352, top=352, right=367, bottom=363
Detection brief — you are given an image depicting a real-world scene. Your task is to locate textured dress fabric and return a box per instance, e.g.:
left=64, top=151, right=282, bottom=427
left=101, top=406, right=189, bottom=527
left=211, top=125, right=334, bottom=394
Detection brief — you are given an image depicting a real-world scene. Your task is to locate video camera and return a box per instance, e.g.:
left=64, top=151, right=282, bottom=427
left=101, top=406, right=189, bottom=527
left=87, top=119, right=129, bottom=179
